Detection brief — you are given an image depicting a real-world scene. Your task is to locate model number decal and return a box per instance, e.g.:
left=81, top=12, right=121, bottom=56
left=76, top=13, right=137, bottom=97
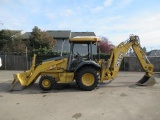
left=116, top=52, right=124, bottom=67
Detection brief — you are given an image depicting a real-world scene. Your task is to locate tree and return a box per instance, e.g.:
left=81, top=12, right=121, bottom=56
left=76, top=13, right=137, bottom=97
left=0, top=30, right=19, bottom=50
left=98, top=36, right=115, bottom=54
left=0, top=30, right=27, bottom=52
left=2, top=35, right=26, bottom=52
left=142, top=47, right=147, bottom=53
left=29, top=26, right=55, bottom=50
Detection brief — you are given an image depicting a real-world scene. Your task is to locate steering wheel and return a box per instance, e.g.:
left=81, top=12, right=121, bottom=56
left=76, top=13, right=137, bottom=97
left=77, top=52, right=80, bottom=56
left=75, top=52, right=82, bottom=60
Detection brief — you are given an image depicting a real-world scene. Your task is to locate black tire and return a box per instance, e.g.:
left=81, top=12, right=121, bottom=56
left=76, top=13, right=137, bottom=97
left=39, top=76, right=55, bottom=91
left=76, top=67, right=99, bottom=91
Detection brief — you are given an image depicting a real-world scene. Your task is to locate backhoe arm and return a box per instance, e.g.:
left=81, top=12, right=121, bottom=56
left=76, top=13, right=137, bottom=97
left=100, top=35, right=156, bottom=86
left=100, top=36, right=133, bottom=81
left=131, top=36, right=155, bottom=86
left=132, top=36, right=154, bottom=77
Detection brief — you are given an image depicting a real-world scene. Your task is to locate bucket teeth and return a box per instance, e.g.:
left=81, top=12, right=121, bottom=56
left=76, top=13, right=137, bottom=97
left=137, top=75, right=156, bottom=86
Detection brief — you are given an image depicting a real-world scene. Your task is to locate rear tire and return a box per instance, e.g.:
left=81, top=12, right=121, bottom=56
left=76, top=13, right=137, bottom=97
left=76, top=67, right=99, bottom=91
left=39, top=76, right=55, bottom=91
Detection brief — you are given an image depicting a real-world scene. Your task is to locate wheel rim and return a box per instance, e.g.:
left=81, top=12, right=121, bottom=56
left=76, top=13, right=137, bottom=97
left=82, top=73, right=95, bottom=86
left=42, top=79, right=51, bottom=88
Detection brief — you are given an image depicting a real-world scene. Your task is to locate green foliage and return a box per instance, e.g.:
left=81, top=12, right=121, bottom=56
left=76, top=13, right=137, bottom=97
left=142, top=47, right=147, bottom=53
left=2, top=40, right=26, bottom=52
left=0, top=26, right=56, bottom=54
left=29, top=26, right=56, bottom=50
left=0, top=30, right=18, bottom=50
left=32, top=47, right=53, bottom=56
left=93, top=53, right=110, bottom=60
left=29, top=48, right=68, bottom=57
left=0, top=29, right=26, bottom=52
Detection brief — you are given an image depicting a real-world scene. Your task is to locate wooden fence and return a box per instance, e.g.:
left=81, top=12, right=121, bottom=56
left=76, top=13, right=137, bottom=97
left=0, top=55, right=30, bottom=70
left=120, top=56, right=160, bottom=72
left=0, top=54, right=160, bottom=72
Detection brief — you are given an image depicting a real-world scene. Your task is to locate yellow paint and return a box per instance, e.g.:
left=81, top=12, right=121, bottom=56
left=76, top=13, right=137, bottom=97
left=82, top=73, right=95, bottom=86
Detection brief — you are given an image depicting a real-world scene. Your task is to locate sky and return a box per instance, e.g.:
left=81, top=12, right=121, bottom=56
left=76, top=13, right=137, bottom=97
left=0, top=0, right=160, bottom=51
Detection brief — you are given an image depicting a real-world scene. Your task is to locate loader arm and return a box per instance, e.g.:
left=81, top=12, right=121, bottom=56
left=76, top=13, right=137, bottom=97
left=10, top=55, right=67, bottom=91
left=100, top=35, right=156, bottom=86
left=16, top=59, right=65, bottom=86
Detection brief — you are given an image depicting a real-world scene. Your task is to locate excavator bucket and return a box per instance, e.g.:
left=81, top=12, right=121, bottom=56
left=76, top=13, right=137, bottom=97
left=137, top=75, right=156, bottom=86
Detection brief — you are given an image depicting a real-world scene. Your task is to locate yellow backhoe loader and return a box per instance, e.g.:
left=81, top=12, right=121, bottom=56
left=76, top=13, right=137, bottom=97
left=10, top=35, right=156, bottom=91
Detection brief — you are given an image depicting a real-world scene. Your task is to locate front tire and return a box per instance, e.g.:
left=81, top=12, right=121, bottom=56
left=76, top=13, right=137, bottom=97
left=39, top=76, right=55, bottom=91
left=76, top=67, right=99, bottom=91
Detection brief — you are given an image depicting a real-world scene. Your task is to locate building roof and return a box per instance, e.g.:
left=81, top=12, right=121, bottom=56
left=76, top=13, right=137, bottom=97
left=147, top=50, right=160, bottom=56
left=70, top=32, right=96, bottom=38
left=46, top=30, right=71, bottom=39
left=22, top=32, right=31, bottom=39
left=22, top=31, right=96, bottom=40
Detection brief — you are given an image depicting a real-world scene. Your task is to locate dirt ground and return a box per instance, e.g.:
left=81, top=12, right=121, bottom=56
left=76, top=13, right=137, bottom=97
left=0, top=71, right=160, bottom=120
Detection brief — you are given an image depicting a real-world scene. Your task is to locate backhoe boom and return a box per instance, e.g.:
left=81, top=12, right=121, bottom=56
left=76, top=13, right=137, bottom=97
left=100, top=35, right=156, bottom=86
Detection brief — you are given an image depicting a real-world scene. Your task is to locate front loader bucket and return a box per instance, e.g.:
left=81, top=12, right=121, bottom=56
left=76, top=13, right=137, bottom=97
left=10, top=54, right=38, bottom=91
left=10, top=72, right=29, bottom=91
left=10, top=78, right=24, bottom=91
left=137, top=75, right=156, bottom=86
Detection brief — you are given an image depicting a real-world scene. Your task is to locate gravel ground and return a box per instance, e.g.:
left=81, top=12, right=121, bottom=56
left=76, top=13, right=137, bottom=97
left=0, top=70, right=160, bottom=120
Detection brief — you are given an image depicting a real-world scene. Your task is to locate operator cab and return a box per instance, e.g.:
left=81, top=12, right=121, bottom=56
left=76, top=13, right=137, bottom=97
left=70, top=36, right=99, bottom=60
left=67, top=36, right=99, bottom=71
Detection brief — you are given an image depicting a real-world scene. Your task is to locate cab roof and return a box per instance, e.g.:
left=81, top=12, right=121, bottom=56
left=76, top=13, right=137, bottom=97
left=69, top=36, right=99, bottom=43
